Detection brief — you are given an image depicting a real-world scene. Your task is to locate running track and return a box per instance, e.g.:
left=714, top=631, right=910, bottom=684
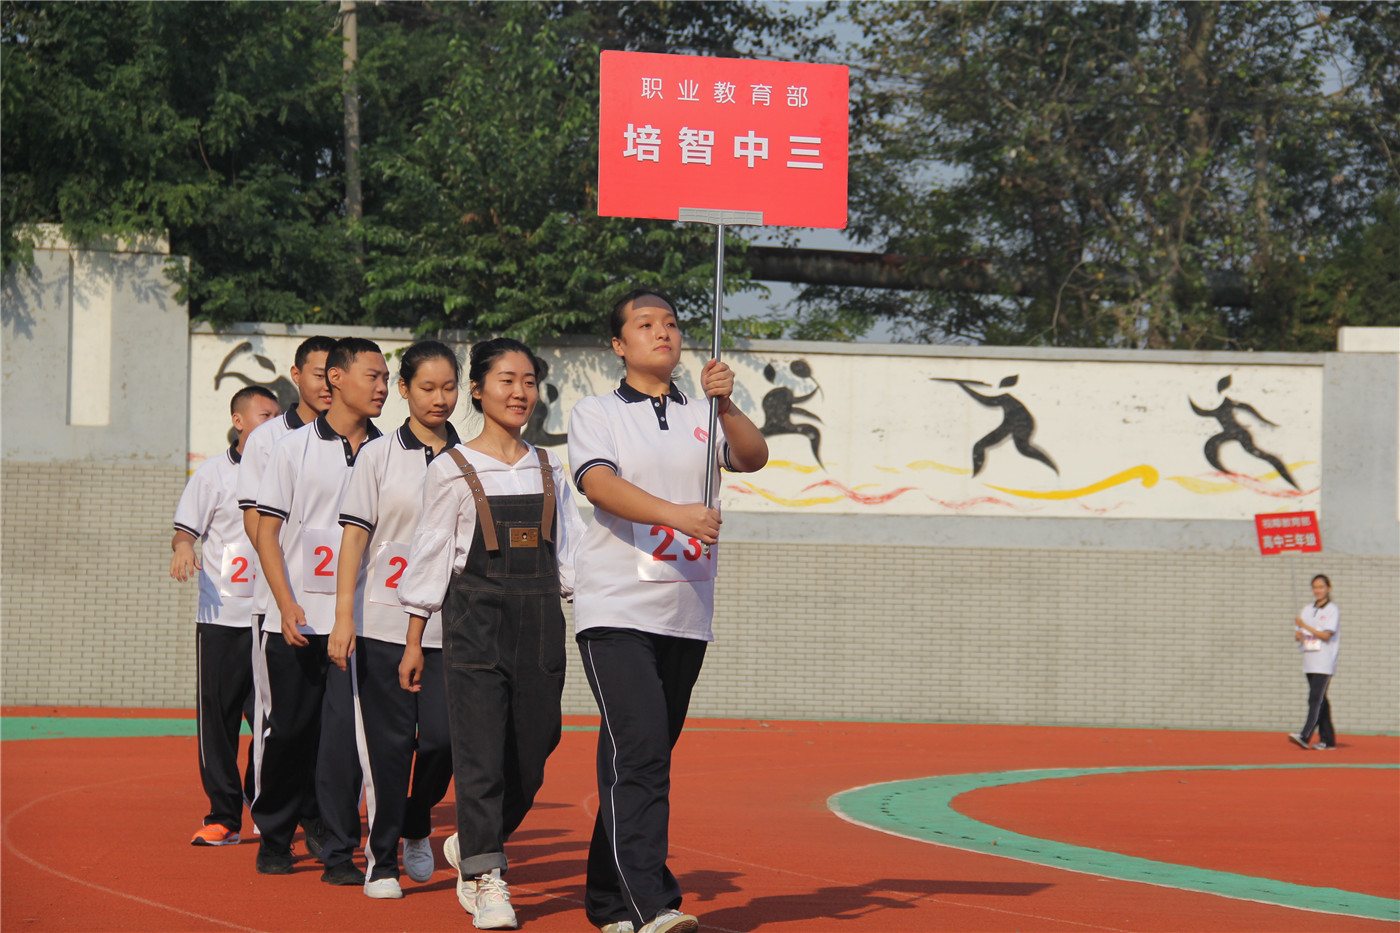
left=3, top=710, right=1396, bottom=932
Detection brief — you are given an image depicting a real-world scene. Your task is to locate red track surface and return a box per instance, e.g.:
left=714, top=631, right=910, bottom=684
left=3, top=714, right=1397, bottom=932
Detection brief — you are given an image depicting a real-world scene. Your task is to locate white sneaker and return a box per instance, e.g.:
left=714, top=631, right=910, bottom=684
left=363, top=877, right=404, bottom=899
left=471, top=869, right=517, bottom=929
left=402, top=836, right=435, bottom=882
left=639, top=910, right=698, bottom=933
left=443, top=834, right=479, bottom=915
left=444, top=832, right=460, bottom=870
left=600, top=923, right=635, bottom=933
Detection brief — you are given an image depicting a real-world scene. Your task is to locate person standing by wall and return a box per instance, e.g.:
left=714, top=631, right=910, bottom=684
left=1289, top=573, right=1340, bottom=750
left=171, top=385, right=281, bottom=847
left=567, top=289, right=768, bottom=933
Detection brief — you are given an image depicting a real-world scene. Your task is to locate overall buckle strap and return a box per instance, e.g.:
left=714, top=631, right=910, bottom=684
left=445, top=448, right=500, bottom=551
left=535, top=447, right=555, bottom=544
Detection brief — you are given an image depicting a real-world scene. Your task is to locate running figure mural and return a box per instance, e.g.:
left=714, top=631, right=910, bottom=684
left=758, top=359, right=824, bottom=467
left=213, top=342, right=299, bottom=445
left=1190, top=375, right=1300, bottom=489
left=938, top=375, right=1058, bottom=477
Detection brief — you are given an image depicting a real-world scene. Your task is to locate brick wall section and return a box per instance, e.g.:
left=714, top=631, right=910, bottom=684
left=2, top=462, right=197, bottom=707
left=5, top=466, right=1395, bottom=734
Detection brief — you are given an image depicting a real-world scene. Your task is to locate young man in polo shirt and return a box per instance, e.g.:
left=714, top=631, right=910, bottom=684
left=251, top=337, right=388, bottom=884
left=171, top=385, right=281, bottom=847
left=235, top=334, right=336, bottom=853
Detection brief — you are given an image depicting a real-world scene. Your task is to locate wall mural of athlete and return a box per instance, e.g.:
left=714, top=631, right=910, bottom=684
left=522, top=357, right=569, bottom=448
left=1190, top=375, right=1299, bottom=489
left=213, top=341, right=299, bottom=446
left=759, top=359, right=823, bottom=467
left=937, top=375, right=1058, bottom=477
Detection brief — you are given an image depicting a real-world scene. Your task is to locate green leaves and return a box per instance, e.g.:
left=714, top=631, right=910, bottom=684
left=836, top=0, right=1398, bottom=349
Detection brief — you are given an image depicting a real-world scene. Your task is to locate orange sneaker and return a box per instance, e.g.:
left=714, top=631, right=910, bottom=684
left=190, top=823, right=241, bottom=846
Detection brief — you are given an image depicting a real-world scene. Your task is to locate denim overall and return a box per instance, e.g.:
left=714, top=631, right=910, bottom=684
left=441, top=448, right=565, bottom=877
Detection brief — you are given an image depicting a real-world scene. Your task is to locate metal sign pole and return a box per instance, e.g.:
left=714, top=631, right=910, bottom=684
left=703, top=221, right=725, bottom=511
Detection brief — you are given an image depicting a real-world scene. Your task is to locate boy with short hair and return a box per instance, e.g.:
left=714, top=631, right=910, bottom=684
left=251, top=338, right=389, bottom=884
left=172, top=384, right=281, bottom=846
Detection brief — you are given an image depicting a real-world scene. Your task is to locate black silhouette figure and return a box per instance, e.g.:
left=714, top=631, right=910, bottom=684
left=1190, top=375, right=1299, bottom=489
left=940, top=375, right=1058, bottom=477
left=523, top=383, right=569, bottom=448
left=214, top=341, right=298, bottom=445
left=522, top=358, right=568, bottom=448
left=758, top=359, right=823, bottom=466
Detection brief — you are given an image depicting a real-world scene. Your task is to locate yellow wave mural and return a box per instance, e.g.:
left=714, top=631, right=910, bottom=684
left=906, top=459, right=971, bottom=475
left=729, top=481, right=846, bottom=507
left=761, top=460, right=823, bottom=474
left=872, top=460, right=971, bottom=475
left=987, top=465, right=1160, bottom=500
left=1166, top=461, right=1316, bottom=495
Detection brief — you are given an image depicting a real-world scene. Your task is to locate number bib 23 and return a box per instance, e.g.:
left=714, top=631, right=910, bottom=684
left=631, top=522, right=716, bottom=583
left=220, top=542, right=258, bottom=599
left=302, top=528, right=340, bottom=595
left=369, top=541, right=411, bottom=608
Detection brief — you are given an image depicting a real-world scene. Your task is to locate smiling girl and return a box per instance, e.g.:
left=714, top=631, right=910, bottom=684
left=567, top=289, right=768, bottom=933
left=399, top=337, right=584, bottom=929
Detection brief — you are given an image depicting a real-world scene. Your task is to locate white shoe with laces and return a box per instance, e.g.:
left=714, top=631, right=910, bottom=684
left=599, top=923, right=635, bottom=933
left=471, top=869, right=517, bottom=929
left=443, top=833, right=479, bottom=915
left=639, top=909, right=698, bottom=933
left=402, top=836, right=435, bottom=882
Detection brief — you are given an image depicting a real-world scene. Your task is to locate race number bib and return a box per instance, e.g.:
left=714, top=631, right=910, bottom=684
left=368, top=541, right=411, bottom=608
left=219, top=542, right=258, bottom=599
left=1303, top=636, right=1322, bottom=652
left=632, top=522, right=716, bottom=583
left=302, top=528, right=340, bottom=595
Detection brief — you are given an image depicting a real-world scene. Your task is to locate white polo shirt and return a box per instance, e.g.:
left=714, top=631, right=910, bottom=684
left=173, top=446, right=257, bottom=629
left=256, top=414, right=381, bottom=637
left=337, top=421, right=461, bottom=648
left=236, top=408, right=306, bottom=616
left=567, top=380, right=733, bottom=642
left=1298, top=601, right=1340, bottom=675
left=397, top=442, right=584, bottom=619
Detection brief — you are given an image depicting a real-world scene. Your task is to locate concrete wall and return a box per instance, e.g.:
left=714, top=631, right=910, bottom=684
left=4, top=247, right=1396, bottom=733
left=2, top=229, right=193, bottom=706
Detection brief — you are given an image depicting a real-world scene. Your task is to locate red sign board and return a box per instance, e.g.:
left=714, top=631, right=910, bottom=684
left=1254, top=511, right=1322, bottom=555
left=598, top=51, right=849, bottom=228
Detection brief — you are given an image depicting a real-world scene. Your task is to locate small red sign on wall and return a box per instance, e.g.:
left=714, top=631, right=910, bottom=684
left=1254, top=511, right=1322, bottom=555
left=598, top=51, right=849, bottom=228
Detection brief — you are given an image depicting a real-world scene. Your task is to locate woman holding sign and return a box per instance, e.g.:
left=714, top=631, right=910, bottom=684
left=568, top=289, right=768, bottom=933
left=331, top=341, right=461, bottom=898
left=399, top=337, right=584, bottom=929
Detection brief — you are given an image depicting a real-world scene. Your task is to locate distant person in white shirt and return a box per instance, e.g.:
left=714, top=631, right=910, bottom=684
left=399, top=337, right=585, bottom=930
left=330, top=341, right=462, bottom=899
left=568, top=289, right=768, bottom=933
left=251, top=337, right=388, bottom=884
left=1289, top=573, right=1340, bottom=750
left=171, top=385, right=280, bottom=847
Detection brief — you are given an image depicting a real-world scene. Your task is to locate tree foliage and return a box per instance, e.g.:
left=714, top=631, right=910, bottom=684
left=832, top=0, right=1400, bottom=349
left=2, top=0, right=792, bottom=339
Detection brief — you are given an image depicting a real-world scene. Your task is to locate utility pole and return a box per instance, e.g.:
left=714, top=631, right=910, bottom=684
left=341, top=0, right=362, bottom=225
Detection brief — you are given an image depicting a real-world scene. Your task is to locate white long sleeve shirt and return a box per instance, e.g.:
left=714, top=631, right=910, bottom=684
left=398, top=443, right=583, bottom=619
